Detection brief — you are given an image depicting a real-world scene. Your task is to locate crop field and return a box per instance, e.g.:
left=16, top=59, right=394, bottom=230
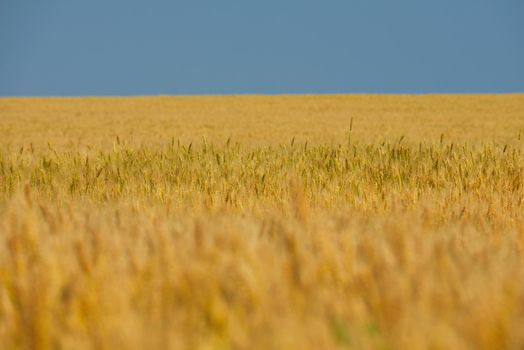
left=1, top=94, right=524, bottom=349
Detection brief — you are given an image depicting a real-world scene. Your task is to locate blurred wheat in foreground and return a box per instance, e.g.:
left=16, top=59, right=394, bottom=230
left=1, top=95, right=524, bottom=350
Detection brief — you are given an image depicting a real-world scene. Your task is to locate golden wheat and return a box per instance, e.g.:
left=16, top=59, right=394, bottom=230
left=1, top=95, right=524, bottom=349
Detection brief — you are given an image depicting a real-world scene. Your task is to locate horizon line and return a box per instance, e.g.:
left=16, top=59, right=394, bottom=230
left=2, top=91, right=524, bottom=99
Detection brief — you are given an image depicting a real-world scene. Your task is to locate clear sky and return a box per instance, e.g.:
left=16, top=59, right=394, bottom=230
left=1, top=1, right=523, bottom=96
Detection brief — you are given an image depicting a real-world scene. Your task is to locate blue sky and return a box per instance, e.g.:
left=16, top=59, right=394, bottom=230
left=0, top=1, right=523, bottom=96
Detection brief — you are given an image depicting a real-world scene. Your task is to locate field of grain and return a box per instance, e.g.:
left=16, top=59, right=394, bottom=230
left=1, top=94, right=524, bottom=349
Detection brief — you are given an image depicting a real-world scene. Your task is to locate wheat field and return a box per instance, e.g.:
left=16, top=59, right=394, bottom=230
left=1, top=94, right=524, bottom=349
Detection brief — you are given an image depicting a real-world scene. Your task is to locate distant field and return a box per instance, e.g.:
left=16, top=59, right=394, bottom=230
left=1, top=95, right=524, bottom=349
left=1, top=94, right=523, bottom=150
